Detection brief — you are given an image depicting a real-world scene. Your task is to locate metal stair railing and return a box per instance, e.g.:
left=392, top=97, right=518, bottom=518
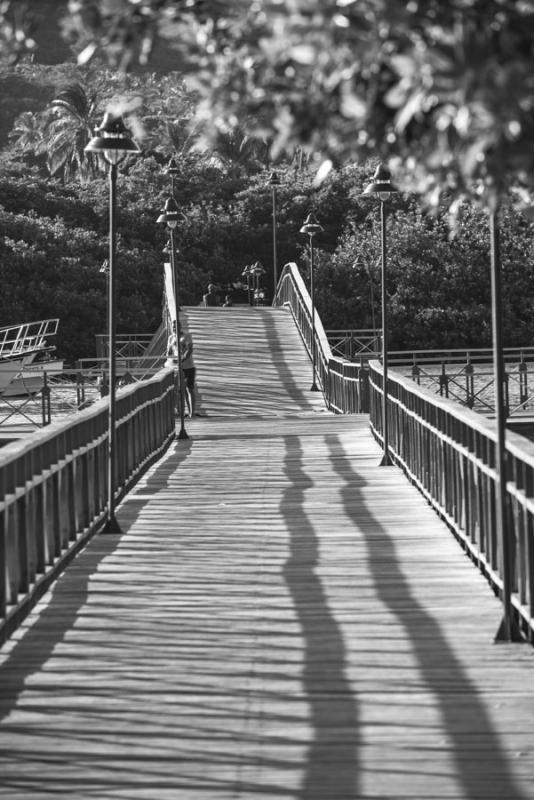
left=0, top=319, right=59, bottom=359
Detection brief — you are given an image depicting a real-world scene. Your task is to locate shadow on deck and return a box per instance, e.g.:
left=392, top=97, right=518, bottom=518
left=1, top=307, right=533, bottom=799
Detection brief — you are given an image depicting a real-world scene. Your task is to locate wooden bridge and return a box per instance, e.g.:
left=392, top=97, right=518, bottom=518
left=2, top=266, right=534, bottom=798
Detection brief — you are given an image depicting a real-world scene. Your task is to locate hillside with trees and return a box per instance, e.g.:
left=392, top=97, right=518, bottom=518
left=1, top=0, right=534, bottom=362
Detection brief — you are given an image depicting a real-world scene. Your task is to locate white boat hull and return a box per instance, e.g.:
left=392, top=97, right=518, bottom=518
left=0, top=360, right=25, bottom=393
left=2, top=360, right=64, bottom=397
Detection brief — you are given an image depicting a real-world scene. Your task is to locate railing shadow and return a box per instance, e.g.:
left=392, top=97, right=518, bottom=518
left=281, top=434, right=360, bottom=799
left=259, top=311, right=326, bottom=413
left=324, top=432, right=529, bottom=800
left=0, top=439, right=193, bottom=727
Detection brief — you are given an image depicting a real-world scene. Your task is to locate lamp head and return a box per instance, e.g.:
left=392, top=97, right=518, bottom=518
left=85, top=112, right=140, bottom=166
left=299, top=212, right=324, bottom=237
left=268, top=170, right=281, bottom=187
left=252, top=261, right=265, bottom=275
left=363, top=163, right=398, bottom=201
left=165, top=156, right=179, bottom=178
left=157, top=196, right=181, bottom=229
left=241, top=264, right=254, bottom=277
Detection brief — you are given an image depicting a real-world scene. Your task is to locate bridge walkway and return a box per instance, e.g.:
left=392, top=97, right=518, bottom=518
left=1, top=306, right=534, bottom=799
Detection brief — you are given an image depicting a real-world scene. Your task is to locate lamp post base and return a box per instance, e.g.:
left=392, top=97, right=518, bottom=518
left=178, top=426, right=190, bottom=440
left=494, top=614, right=524, bottom=643
left=310, top=382, right=319, bottom=392
left=101, top=514, right=122, bottom=534
left=379, top=453, right=393, bottom=467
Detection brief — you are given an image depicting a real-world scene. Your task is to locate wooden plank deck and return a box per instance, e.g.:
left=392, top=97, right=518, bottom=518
left=1, top=307, right=534, bottom=799
left=183, top=306, right=330, bottom=418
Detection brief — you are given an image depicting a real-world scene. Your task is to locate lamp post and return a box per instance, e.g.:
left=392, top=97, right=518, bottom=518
left=157, top=196, right=189, bottom=441
left=242, top=264, right=254, bottom=306
left=85, top=112, right=140, bottom=534
left=363, top=163, right=398, bottom=466
left=299, top=212, right=324, bottom=392
left=268, top=170, right=281, bottom=300
left=490, top=208, right=522, bottom=643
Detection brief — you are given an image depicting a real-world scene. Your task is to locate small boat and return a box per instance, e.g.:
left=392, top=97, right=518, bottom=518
left=0, top=319, right=61, bottom=397
left=3, top=357, right=65, bottom=397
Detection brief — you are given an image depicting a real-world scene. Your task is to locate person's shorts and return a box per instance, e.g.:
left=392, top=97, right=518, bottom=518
left=183, top=367, right=196, bottom=392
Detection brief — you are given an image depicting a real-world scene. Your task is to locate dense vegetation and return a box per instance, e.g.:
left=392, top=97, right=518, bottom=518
left=1, top=59, right=534, bottom=365
left=4, top=0, right=534, bottom=209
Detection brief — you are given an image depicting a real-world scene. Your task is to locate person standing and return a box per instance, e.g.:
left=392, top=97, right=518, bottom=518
left=180, top=327, right=197, bottom=416
left=202, top=283, right=219, bottom=306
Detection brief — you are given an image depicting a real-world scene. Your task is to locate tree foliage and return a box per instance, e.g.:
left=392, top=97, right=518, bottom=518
left=312, top=194, right=534, bottom=349
left=1, top=0, right=528, bottom=210
left=2, top=57, right=534, bottom=364
left=7, top=64, right=199, bottom=182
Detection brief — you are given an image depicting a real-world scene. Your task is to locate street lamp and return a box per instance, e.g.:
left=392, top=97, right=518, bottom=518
left=490, top=209, right=522, bottom=643
left=241, top=264, right=254, bottom=306
left=268, top=170, right=281, bottom=300
left=157, top=196, right=189, bottom=441
left=364, top=163, right=398, bottom=466
left=299, top=212, right=324, bottom=392
left=85, top=112, right=140, bottom=533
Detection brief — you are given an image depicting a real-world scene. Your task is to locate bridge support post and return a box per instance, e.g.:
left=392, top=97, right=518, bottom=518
left=41, top=373, right=51, bottom=426
left=519, top=358, right=528, bottom=407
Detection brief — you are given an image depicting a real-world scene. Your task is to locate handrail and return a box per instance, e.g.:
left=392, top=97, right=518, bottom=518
left=274, top=262, right=370, bottom=413
left=368, top=359, right=534, bottom=641
left=275, top=262, right=331, bottom=386
left=76, top=355, right=167, bottom=376
left=0, top=319, right=59, bottom=359
left=0, top=367, right=176, bottom=643
left=389, top=346, right=534, bottom=366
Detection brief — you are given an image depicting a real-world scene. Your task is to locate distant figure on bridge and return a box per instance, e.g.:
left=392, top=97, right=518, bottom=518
left=165, top=324, right=178, bottom=368
left=180, top=327, right=198, bottom=416
left=223, top=294, right=233, bottom=307
left=202, top=284, right=219, bottom=307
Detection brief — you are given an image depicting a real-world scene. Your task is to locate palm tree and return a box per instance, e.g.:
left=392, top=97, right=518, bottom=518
left=164, top=119, right=203, bottom=158
left=10, top=82, right=102, bottom=182
left=45, top=82, right=101, bottom=181
left=212, top=128, right=269, bottom=177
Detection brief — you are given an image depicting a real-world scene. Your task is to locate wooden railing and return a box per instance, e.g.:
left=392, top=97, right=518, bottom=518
left=275, top=262, right=370, bottom=413
left=368, top=359, right=534, bottom=641
left=275, top=262, right=534, bottom=638
left=0, top=367, right=176, bottom=643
